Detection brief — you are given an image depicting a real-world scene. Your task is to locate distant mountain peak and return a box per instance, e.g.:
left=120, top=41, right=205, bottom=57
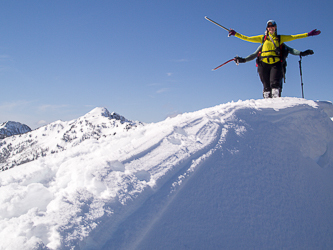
left=84, top=107, right=127, bottom=123
left=0, top=107, right=143, bottom=171
left=0, top=121, right=32, bottom=139
left=86, top=107, right=111, bottom=117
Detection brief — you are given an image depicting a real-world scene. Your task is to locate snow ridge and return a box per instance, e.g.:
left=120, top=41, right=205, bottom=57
left=0, top=98, right=332, bottom=250
left=0, top=107, right=142, bottom=171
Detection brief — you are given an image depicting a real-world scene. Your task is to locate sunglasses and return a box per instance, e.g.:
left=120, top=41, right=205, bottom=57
left=267, top=24, right=276, bottom=28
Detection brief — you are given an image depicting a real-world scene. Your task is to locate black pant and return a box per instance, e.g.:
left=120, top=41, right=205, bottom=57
left=258, top=61, right=283, bottom=92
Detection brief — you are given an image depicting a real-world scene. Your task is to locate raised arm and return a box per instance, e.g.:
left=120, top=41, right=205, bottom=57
left=280, top=29, right=321, bottom=43
left=228, top=29, right=263, bottom=44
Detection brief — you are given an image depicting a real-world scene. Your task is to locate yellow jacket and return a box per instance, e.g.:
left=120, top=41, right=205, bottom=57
left=235, top=32, right=308, bottom=64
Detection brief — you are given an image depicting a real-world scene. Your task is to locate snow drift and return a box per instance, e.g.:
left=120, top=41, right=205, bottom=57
left=0, top=98, right=333, bottom=250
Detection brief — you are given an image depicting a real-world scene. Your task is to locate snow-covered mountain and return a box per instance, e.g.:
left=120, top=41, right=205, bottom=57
left=0, top=107, right=143, bottom=171
left=0, top=98, right=333, bottom=250
left=0, top=121, right=31, bottom=139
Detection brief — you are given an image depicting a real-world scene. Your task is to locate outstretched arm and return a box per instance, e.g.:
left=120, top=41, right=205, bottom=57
left=285, top=44, right=314, bottom=57
left=230, top=29, right=321, bottom=44
left=285, top=45, right=301, bottom=56
left=228, top=29, right=263, bottom=43
left=281, top=29, right=321, bottom=43
left=244, top=45, right=262, bottom=61
left=234, top=45, right=262, bottom=64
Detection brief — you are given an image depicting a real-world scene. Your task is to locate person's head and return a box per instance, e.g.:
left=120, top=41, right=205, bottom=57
left=266, top=20, right=277, bottom=34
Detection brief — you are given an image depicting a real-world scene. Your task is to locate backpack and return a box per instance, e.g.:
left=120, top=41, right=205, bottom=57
left=257, top=34, right=288, bottom=64
left=256, top=34, right=289, bottom=85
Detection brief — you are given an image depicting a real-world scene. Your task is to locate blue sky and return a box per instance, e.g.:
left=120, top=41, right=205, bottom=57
left=0, top=0, right=332, bottom=129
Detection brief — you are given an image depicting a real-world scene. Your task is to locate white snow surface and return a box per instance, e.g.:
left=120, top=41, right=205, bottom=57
left=0, top=98, right=333, bottom=250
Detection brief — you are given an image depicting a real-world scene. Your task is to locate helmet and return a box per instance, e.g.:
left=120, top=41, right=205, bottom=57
left=267, top=20, right=277, bottom=27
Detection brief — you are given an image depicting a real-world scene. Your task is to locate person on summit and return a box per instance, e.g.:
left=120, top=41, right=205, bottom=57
left=228, top=20, right=321, bottom=98
left=234, top=43, right=314, bottom=97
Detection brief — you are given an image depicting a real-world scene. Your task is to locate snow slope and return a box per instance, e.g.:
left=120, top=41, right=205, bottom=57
left=0, top=98, right=333, bottom=250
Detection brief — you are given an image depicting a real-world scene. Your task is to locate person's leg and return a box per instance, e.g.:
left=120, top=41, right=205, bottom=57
left=270, top=62, right=283, bottom=98
left=258, top=62, right=271, bottom=98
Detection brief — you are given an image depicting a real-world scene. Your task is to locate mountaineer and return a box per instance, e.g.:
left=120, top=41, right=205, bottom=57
left=228, top=20, right=320, bottom=98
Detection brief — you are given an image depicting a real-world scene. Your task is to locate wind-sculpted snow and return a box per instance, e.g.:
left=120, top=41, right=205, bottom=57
left=0, top=98, right=333, bottom=250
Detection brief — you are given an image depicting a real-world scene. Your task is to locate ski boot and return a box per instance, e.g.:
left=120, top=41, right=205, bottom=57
left=263, top=91, right=271, bottom=99
left=271, top=88, right=280, bottom=98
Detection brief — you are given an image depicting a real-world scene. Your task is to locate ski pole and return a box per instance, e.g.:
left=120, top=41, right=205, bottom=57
left=213, top=58, right=236, bottom=71
left=205, top=16, right=230, bottom=32
left=299, top=56, right=304, bottom=98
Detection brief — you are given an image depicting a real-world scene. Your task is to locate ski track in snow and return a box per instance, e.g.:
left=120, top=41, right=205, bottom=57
left=0, top=98, right=332, bottom=249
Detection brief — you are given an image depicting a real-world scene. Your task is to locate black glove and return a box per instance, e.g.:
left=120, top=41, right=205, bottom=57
left=300, top=49, right=314, bottom=57
left=234, top=56, right=246, bottom=64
